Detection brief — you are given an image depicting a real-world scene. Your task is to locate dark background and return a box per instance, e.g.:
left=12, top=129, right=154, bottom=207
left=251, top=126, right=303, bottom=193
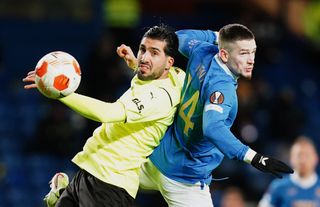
left=0, top=0, right=319, bottom=206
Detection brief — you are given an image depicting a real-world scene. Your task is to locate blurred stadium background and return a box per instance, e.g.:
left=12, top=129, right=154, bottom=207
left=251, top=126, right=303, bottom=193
left=0, top=0, right=319, bottom=206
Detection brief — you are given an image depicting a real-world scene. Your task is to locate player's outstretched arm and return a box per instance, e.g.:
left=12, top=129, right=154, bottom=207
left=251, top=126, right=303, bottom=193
left=249, top=151, right=294, bottom=178
left=23, top=70, right=126, bottom=123
left=176, top=29, right=218, bottom=44
left=60, top=93, right=126, bottom=123
left=22, top=70, right=37, bottom=89
left=117, top=44, right=138, bottom=71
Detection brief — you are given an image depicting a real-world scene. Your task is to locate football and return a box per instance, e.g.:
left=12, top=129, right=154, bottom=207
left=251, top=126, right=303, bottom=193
left=34, top=51, right=81, bottom=99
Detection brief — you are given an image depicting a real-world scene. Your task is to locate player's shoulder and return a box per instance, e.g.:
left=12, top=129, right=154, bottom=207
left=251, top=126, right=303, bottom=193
left=194, top=41, right=218, bottom=55
left=170, top=66, right=186, bottom=86
left=205, top=65, right=237, bottom=92
left=205, top=73, right=235, bottom=92
left=187, top=39, right=218, bottom=60
left=172, top=66, right=185, bottom=74
left=269, top=175, right=292, bottom=190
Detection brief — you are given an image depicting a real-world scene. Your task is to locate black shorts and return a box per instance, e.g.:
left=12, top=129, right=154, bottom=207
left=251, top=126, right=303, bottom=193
left=56, top=169, right=134, bottom=207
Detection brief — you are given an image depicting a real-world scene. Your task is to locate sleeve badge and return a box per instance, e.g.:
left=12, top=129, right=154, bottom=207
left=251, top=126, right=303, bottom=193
left=210, top=91, right=224, bottom=104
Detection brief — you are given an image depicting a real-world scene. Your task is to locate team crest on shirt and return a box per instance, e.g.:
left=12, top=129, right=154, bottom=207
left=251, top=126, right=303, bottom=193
left=210, top=91, right=224, bottom=104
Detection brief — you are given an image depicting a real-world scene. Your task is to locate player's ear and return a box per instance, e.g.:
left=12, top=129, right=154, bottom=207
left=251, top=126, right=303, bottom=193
left=166, top=56, right=174, bottom=69
left=219, top=48, right=228, bottom=63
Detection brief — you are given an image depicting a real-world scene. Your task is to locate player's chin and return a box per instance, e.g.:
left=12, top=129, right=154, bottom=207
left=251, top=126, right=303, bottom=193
left=242, top=73, right=252, bottom=80
left=137, top=71, right=153, bottom=81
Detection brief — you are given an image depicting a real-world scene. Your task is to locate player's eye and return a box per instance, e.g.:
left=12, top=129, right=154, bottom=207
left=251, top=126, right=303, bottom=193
left=139, top=47, right=146, bottom=53
left=240, top=51, right=249, bottom=55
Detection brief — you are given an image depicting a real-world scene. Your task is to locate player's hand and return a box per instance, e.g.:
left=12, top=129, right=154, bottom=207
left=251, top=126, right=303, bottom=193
left=23, top=70, right=37, bottom=89
left=116, top=44, right=138, bottom=71
left=251, top=153, right=294, bottom=178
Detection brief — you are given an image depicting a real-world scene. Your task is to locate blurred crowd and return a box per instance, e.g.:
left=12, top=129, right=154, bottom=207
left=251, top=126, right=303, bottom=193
left=0, top=0, right=319, bottom=206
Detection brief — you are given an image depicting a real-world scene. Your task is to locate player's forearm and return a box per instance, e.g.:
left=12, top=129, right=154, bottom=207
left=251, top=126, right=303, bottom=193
left=204, top=123, right=249, bottom=160
left=59, top=93, right=126, bottom=123
left=176, top=30, right=218, bottom=58
left=176, top=30, right=218, bottom=44
left=205, top=123, right=293, bottom=177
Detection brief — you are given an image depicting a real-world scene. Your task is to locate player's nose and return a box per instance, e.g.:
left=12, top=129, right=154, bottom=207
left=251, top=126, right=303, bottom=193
left=248, top=56, right=254, bottom=65
left=140, top=52, right=151, bottom=63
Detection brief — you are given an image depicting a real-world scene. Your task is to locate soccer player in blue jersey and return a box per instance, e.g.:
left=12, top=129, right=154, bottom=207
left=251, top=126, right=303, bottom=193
left=258, top=136, right=320, bottom=207
left=136, top=24, right=293, bottom=207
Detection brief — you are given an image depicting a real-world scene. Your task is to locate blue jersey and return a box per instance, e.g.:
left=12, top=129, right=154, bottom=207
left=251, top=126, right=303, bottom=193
left=259, top=174, right=320, bottom=207
left=150, top=30, right=250, bottom=185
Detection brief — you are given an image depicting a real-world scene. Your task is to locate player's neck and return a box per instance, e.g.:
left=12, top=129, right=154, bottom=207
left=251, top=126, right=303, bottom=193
left=291, top=172, right=317, bottom=188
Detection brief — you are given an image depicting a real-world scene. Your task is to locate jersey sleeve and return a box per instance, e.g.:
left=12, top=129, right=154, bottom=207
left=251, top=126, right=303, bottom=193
left=202, top=80, right=249, bottom=160
left=176, top=29, right=218, bottom=58
left=59, top=93, right=126, bottom=123
left=118, top=86, right=175, bottom=123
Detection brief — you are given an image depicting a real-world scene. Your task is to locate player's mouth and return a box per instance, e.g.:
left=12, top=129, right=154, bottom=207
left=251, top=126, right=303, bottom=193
left=139, top=64, right=151, bottom=73
left=245, top=67, right=253, bottom=73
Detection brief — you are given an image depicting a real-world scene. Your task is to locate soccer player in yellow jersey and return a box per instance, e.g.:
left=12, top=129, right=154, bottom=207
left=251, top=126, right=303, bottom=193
left=23, top=25, right=185, bottom=207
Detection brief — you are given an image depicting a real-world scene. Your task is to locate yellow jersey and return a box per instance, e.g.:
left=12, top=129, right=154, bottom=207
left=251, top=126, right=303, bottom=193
left=72, top=67, right=185, bottom=198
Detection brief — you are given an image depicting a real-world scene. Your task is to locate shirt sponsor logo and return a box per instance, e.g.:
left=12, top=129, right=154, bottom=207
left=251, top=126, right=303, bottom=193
left=132, top=98, right=144, bottom=113
left=210, top=91, right=224, bottom=104
left=195, top=64, right=206, bottom=83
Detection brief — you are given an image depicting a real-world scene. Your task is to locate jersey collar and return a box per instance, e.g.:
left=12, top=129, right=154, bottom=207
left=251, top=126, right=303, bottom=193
left=290, top=172, right=318, bottom=189
left=214, top=54, right=239, bottom=81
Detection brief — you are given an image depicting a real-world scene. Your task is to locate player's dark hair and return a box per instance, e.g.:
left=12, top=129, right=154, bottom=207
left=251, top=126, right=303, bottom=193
left=293, top=136, right=317, bottom=151
left=219, top=23, right=255, bottom=43
left=290, top=135, right=318, bottom=157
left=143, top=24, right=178, bottom=57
